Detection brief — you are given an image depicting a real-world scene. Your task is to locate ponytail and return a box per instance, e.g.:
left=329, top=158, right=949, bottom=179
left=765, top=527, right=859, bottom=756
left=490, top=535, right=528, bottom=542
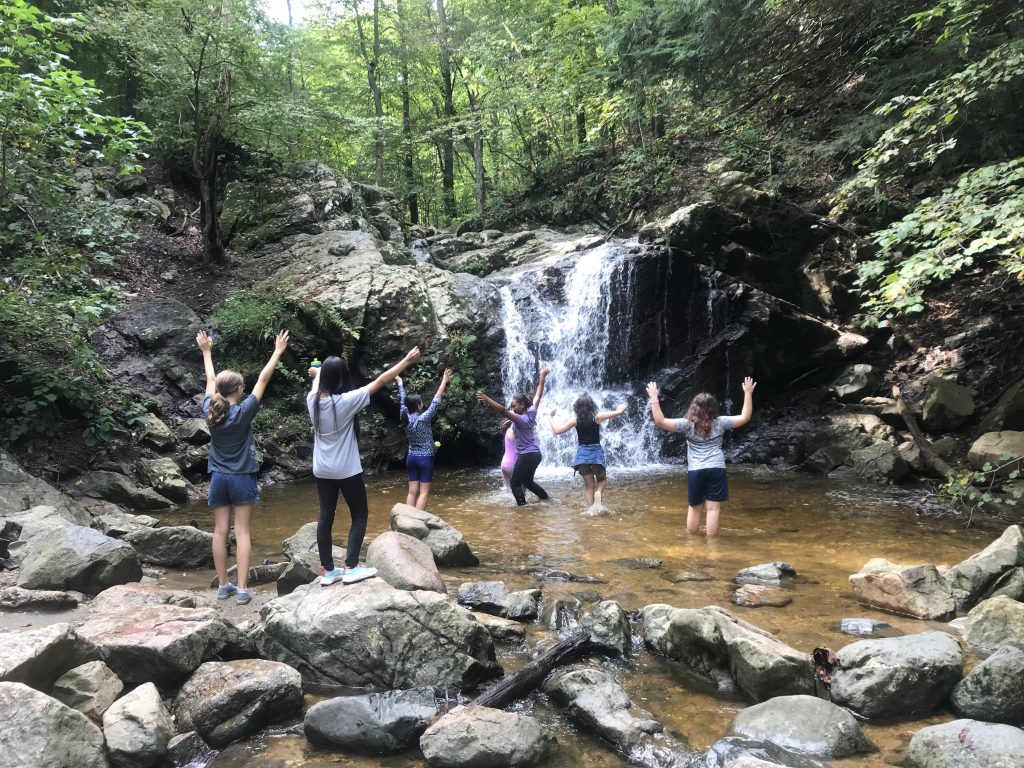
left=401, top=393, right=422, bottom=428
left=208, top=370, right=244, bottom=427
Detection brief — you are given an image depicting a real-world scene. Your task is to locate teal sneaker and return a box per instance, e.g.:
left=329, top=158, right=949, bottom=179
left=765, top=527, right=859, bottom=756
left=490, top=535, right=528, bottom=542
left=235, top=589, right=252, bottom=605
left=342, top=565, right=377, bottom=585
left=216, top=582, right=237, bottom=599
left=320, top=567, right=346, bottom=586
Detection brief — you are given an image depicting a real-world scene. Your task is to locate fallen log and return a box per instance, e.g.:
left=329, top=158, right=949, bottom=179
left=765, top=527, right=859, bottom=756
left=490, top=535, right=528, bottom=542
left=473, top=629, right=594, bottom=710
left=892, top=385, right=955, bottom=479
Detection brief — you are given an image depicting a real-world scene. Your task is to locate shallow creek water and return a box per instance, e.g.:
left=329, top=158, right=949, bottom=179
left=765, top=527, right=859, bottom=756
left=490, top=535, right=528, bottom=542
left=41, top=467, right=1011, bottom=766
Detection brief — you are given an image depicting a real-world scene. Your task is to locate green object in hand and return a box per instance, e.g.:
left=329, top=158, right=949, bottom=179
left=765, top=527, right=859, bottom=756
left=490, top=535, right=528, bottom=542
left=434, top=441, right=441, bottom=448
left=311, top=358, right=322, bottom=368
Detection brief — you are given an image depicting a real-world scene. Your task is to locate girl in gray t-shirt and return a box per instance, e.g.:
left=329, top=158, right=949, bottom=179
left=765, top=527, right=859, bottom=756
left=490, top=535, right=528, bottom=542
left=646, top=377, right=757, bottom=536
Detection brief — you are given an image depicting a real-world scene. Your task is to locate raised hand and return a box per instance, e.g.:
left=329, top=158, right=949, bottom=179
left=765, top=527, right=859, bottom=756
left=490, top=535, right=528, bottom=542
left=442, top=368, right=453, bottom=383
left=274, top=330, right=289, bottom=352
left=196, top=329, right=213, bottom=352
left=395, top=375, right=403, bottom=387
left=646, top=382, right=659, bottom=400
left=475, top=391, right=488, bottom=403
left=539, top=366, right=551, bottom=378
left=742, top=376, right=757, bottom=394
left=405, top=347, right=421, bottom=364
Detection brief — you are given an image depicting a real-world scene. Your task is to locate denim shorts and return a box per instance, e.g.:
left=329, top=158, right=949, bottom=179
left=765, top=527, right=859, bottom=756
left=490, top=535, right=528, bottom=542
left=687, top=467, right=728, bottom=506
left=407, top=454, right=435, bottom=483
left=208, top=471, right=260, bottom=507
left=573, top=444, right=606, bottom=480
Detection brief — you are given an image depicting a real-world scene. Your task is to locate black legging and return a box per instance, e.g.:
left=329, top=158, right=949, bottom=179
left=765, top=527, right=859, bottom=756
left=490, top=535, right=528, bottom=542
left=316, top=474, right=368, bottom=570
left=510, top=451, right=548, bottom=506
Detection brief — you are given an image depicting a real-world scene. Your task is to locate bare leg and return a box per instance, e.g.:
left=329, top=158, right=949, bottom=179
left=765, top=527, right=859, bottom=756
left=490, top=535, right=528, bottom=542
left=406, top=480, right=420, bottom=507
left=415, top=482, right=432, bottom=510
left=502, top=467, right=513, bottom=489
left=232, top=505, right=253, bottom=589
left=212, top=506, right=231, bottom=586
left=687, top=503, right=705, bottom=534
left=596, top=476, right=607, bottom=498
left=582, top=474, right=596, bottom=506
left=705, top=501, right=722, bottom=537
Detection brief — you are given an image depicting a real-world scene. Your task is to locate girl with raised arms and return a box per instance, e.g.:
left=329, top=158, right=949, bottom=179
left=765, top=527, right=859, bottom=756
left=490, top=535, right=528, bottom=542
left=396, top=368, right=452, bottom=510
left=548, top=394, right=626, bottom=508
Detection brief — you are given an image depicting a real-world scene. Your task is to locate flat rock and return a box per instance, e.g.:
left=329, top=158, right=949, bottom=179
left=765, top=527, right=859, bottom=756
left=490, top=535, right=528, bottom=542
left=103, top=682, right=173, bottom=768
left=0, top=681, right=109, bottom=768
left=0, top=622, right=101, bottom=691
left=390, top=504, right=478, bottom=566
left=735, top=584, right=791, bottom=608
left=0, top=585, right=81, bottom=611
left=304, top=687, right=438, bottom=753
left=471, top=612, right=525, bottom=642
left=124, top=526, right=214, bottom=568
left=951, top=645, right=1024, bottom=724
left=52, top=660, right=124, bottom=721
left=75, top=470, right=176, bottom=511
left=735, top=563, right=796, bottom=586
left=830, top=631, right=963, bottom=719
left=174, top=660, right=303, bottom=749
left=457, top=580, right=540, bottom=620
left=836, top=618, right=900, bottom=638
left=849, top=558, right=955, bottom=620
left=944, top=525, right=1024, bottom=611
left=91, top=583, right=196, bottom=610
left=663, top=570, right=714, bottom=583
left=252, top=579, right=500, bottom=690
left=705, top=736, right=825, bottom=768
left=367, top=530, right=446, bottom=593
left=18, top=525, right=142, bottom=594
left=419, top=706, right=555, bottom=768
left=968, top=431, right=1024, bottom=476
left=730, top=694, right=875, bottom=759
left=961, top=596, right=1024, bottom=653
left=904, top=719, right=1024, bottom=768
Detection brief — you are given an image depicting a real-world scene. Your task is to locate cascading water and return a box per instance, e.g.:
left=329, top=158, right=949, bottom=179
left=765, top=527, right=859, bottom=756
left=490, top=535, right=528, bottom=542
left=498, top=243, right=663, bottom=470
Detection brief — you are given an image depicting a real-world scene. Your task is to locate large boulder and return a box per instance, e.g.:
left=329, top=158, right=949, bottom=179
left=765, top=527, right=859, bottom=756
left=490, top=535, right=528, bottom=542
left=390, top=504, right=479, bottom=566
left=581, top=600, right=632, bottom=657
left=51, top=661, right=124, bottom=721
left=904, top=719, right=1024, bottom=768
left=123, top=526, right=214, bottom=568
left=0, top=585, right=81, bottom=611
left=91, top=583, right=197, bottom=610
left=544, top=666, right=694, bottom=766
left=457, top=581, right=541, bottom=620
left=830, top=364, right=881, bottom=402
left=734, top=585, right=791, bottom=608
left=849, top=441, right=910, bottom=482
left=276, top=552, right=319, bottom=596
left=252, top=579, right=500, bottom=690
left=980, top=377, right=1024, bottom=432
left=281, top=521, right=344, bottom=564
left=951, top=645, right=1024, bottom=724
left=135, top=459, right=190, bottom=503
left=849, top=559, right=955, bottom=620
left=0, top=623, right=101, bottom=691
left=419, top=706, right=555, bottom=768
left=102, top=682, right=173, bottom=768
left=968, top=432, right=1024, bottom=476
left=77, top=603, right=244, bottom=686
left=17, top=525, right=142, bottom=594
left=944, top=525, right=1024, bottom=611
left=641, top=604, right=814, bottom=701
left=367, top=530, right=446, bottom=593
left=0, top=681, right=109, bottom=768
left=921, top=376, right=975, bottom=432
left=304, top=688, right=438, bottom=753
left=74, top=471, right=176, bottom=511
left=960, top=595, right=1024, bottom=653
left=729, top=694, right=874, bottom=759
left=139, top=415, right=175, bottom=451
left=174, top=660, right=303, bottom=749
left=0, top=449, right=93, bottom=525
left=830, top=632, right=963, bottom=719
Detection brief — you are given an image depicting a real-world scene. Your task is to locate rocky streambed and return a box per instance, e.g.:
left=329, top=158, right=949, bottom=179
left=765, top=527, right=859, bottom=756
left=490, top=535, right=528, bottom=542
left=3, top=459, right=1024, bottom=768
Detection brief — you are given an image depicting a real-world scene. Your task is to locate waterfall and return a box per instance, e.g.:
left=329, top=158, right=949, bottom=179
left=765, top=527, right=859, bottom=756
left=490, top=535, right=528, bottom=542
left=498, top=243, right=663, bottom=470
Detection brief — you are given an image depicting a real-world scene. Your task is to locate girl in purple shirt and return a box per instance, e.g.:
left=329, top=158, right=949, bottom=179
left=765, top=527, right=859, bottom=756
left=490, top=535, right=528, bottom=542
left=477, top=366, right=551, bottom=506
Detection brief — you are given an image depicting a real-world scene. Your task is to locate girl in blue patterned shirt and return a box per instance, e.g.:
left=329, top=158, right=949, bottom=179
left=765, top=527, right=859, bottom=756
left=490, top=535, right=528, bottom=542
left=397, top=368, right=452, bottom=510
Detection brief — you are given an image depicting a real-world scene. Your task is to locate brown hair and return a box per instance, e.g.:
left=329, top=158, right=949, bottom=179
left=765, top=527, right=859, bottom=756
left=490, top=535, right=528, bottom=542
left=686, top=392, right=719, bottom=439
left=207, top=370, right=244, bottom=427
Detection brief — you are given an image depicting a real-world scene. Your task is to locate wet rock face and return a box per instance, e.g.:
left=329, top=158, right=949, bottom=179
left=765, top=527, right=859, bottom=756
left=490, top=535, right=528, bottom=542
left=951, top=645, right=1024, bottom=724
left=51, top=661, right=124, bottom=721
left=252, top=579, right=501, bottom=690
left=0, top=449, right=93, bottom=525
left=961, top=595, right=1024, bottom=653
left=0, top=623, right=101, bottom=691
left=367, top=531, right=446, bottom=594
left=103, top=682, right=174, bottom=768
left=0, top=681, right=109, bottom=768
left=830, top=632, right=964, bottom=719
left=729, top=694, right=875, bottom=759
left=304, top=688, right=438, bottom=753
left=17, top=525, right=142, bottom=594
left=457, top=581, right=541, bottom=620
left=944, top=525, right=1024, bottom=611
left=419, top=706, right=555, bottom=768
left=389, top=504, right=478, bottom=567
left=123, top=525, right=214, bottom=569
left=849, top=559, right=955, bottom=620
left=903, top=719, right=1024, bottom=768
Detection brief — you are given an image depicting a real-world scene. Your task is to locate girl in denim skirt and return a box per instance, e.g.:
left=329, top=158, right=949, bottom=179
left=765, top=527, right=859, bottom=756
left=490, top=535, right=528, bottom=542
left=548, top=394, right=626, bottom=508
left=396, top=368, right=452, bottom=510
left=646, top=376, right=756, bottom=536
left=196, top=328, right=289, bottom=605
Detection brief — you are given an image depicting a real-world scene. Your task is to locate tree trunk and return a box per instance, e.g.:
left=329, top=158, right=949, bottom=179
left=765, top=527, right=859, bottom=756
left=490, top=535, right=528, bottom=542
left=195, top=66, right=233, bottom=266
left=355, top=0, right=385, bottom=188
left=473, top=630, right=593, bottom=709
left=576, top=108, right=586, bottom=144
left=397, top=0, right=418, bottom=223
left=436, top=0, right=456, bottom=220
left=891, top=385, right=955, bottom=478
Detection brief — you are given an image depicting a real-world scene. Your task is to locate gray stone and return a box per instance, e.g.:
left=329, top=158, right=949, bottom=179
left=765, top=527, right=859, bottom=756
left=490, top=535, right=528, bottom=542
left=282, top=521, right=344, bottom=564
left=836, top=618, right=898, bottom=638
left=735, top=584, right=791, bottom=608
left=276, top=552, right=320, bottom=595
left=457, top=580, right=541, bottom=620
left=367, top=530, right=446, bottom=594
left=849, top=441, right=910, bottom=481
left=983, top=567, right=1024, bottom=601
left=663, top=570, right=714, bottom=583
left=252, top=579, right=500, bottom=690
left=641, top=604, right=814, bottom=701
left=904, top=719, right=1024, bottom=768
left=124, top=526, right=214, bottom=568
left=471, top=612, right=526, bottom=642
left=18, top=525, right=142, bottom=594
left=945, top=525, right=1024, bottom=611
left=166, top=732, right=212, bottom=768
left=103, top=682, right=173, bottom=768
left=831, top=364, right=881, bottom=402
left=92, top=508, right=159, bottom=538
left=136, top=459, right=190, bottom=503
left=730, top=694, right=875, bottom=759
left=830, top=631, right=963, bottom=719
left=545, top=666, right=693, bottom=765
left=581, top=600, right=632, bottom=656
left=0, top=681, right=109, bottom=768
left=735, top=563, right=796, bottom=586
left=419, top=706, right=555, bottom=768
left=0, top=623, right=101, bottom=691
left=981, top=377, right=1024, bottom=432
left=706, top=737, right=826, bottom=767
left=174, top=660, right=303, bottom=749
left=0, top=585, right=81, bottom=611
left=921, top=376, right=975, bottom=432
left=0, top=449, right=93, bottom=526
left=803, top=444, right=851, bottom=474
left=538, top=591, right=581, bottom=630
left=390, top=503, right=479, bottom=566
left=52, top=661, right=124, bottom=721
left=91, top=583, right=197, bottom=610
left=178, top=418, right=211, bottom=445
left=951, top=645, right=1024, bottom=724
left=969, top=431, right=1024, bottom=477
left=849, top=558, right=955, bottom=620
left=304, top=687, right=438, bottom=753
left=139, top=415, right=175, bottom=451
left=75, top=471, right=176, bottom=510
left=961, top=596, right=1024, bottom=653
